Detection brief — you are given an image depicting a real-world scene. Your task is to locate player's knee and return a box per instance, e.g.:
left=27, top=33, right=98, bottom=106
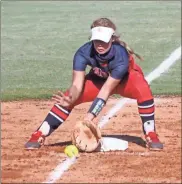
left=134, top=85, right=153, bottom=103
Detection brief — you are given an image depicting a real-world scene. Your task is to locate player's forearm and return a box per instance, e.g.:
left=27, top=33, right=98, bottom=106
left=97, top=88, right=111, bottom=101
left=85, top=89, right=111, bottom=122
left=97, top=76, right=121, bottom=101
left=85, top=88, right=111, bottom=121
left=85, top=76, right=120, bottom=121
left=68, top=70, right=85, bottom=105
left=68, top=85, right=82, bottom=104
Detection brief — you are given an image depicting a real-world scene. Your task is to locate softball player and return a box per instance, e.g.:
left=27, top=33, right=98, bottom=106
left=25, top=18, right=163, bottom=150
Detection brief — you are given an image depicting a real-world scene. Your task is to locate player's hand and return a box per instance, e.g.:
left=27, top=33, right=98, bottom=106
left=84, top=113, right=95, bottom=121
left=52, top=91, right=72, bottom=107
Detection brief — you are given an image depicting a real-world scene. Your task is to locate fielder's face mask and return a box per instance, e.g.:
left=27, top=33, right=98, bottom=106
left=90, top=26, right=115, bottom=43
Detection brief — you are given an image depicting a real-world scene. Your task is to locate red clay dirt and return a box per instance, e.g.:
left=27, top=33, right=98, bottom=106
left=1, top=96, right=181, bottom=183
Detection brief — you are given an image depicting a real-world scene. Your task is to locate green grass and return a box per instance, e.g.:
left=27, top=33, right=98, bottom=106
left=150, top=58, right=181, bottom=94
left=1, top=1, right=181, bottom=101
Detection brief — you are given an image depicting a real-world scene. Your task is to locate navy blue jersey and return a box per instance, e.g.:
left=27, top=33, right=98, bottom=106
left=73, top=42, right=129, bottom=80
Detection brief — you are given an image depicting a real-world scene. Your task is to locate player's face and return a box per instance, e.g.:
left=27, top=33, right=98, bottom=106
left=93, top=39, right=112, bottom=54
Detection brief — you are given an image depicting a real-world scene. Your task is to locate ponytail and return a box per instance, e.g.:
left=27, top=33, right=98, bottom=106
left=112, top=34, right=144, bottom=61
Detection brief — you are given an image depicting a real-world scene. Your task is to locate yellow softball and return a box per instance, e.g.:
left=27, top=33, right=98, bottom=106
left=64, top=145, right=79, bottom=158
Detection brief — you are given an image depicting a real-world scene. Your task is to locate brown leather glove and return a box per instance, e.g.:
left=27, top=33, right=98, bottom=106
left=71, top=120, right=102, bottom=152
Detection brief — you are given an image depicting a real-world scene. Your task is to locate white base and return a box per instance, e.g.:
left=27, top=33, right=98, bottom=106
left=99, top=137, right=128, bottom=152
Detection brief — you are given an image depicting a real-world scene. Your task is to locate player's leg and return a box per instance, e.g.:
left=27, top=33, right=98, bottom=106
left=25, top=75, right=104, bottom=149
left=114, top=65, right=163, bottom=150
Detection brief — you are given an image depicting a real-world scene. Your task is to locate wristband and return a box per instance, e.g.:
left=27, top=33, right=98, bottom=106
left=88, top=98, right=106, bottom=117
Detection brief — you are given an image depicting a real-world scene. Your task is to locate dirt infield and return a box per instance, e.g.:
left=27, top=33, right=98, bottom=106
left=1, top=96, right=181, bottom=183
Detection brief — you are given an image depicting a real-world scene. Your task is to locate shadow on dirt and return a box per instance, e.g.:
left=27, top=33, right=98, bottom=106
left=103, top=134, right=146, bottom=148
left=45, top=135, right=146, bottom=148
left=45, top=141, right=72, bottom=147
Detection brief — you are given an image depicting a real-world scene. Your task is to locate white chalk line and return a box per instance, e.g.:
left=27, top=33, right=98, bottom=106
left=43, top=46, right=181, bottom=183
left=44, top=157, right=76, bottom=183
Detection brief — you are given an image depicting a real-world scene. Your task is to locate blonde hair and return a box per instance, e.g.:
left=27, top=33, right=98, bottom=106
left=90, top=18, right=143, bottom=61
